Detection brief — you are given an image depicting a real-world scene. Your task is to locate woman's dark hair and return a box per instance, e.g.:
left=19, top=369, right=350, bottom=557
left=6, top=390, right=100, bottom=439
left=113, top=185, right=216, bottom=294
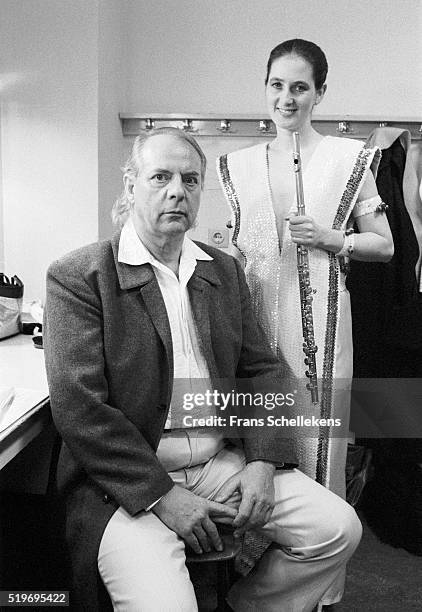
left=265, top=39, right=328, bottom=90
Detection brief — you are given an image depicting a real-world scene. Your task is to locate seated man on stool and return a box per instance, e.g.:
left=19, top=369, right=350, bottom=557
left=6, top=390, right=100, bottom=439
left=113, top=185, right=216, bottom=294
left=44, top=127, right=361, bottom=612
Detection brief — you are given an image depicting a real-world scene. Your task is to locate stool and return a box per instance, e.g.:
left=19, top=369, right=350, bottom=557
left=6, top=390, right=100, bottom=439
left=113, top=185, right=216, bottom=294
left=186, top=533, right=240, bottom=611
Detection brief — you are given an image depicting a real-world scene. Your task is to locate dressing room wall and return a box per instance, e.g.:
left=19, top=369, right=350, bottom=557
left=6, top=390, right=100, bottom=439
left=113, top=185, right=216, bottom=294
left=0, top=0, right=126, bottom=301
left=0, top=1, right=99, bottom=300
left=123, top=0, right=422, bottom=117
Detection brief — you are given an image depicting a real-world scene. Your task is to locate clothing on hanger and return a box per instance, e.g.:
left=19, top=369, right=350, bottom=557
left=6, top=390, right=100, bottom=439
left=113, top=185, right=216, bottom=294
left=366, top=127, right=422, bottom=290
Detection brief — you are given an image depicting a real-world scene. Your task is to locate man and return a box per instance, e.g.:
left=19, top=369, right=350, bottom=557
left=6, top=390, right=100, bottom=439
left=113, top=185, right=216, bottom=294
left=44, top=128, right=361, bottom=611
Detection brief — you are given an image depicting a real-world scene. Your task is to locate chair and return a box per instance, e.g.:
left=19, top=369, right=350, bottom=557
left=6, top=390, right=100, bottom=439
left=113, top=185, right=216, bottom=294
left=186, top=532, right=240, bottom=611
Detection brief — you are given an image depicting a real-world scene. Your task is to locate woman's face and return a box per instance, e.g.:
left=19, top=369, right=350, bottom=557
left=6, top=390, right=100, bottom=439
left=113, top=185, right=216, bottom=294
left=265, top=54, right=326, bottom=132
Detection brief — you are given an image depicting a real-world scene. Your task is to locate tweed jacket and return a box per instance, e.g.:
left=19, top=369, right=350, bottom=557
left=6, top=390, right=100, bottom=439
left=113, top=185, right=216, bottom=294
left=44, top=232, right=297, bottom=610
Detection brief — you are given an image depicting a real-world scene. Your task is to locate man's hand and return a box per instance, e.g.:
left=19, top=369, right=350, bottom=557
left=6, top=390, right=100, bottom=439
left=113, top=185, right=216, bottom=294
left=214, top=461, right=275, bottom=538
left=152, top=485, right=238, bottom=554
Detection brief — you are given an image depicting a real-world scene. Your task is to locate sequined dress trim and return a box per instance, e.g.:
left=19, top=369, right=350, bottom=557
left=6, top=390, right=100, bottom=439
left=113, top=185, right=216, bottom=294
left=217, top=155, right=246, bottom=260
left=317, top=145, right=375, bottom=486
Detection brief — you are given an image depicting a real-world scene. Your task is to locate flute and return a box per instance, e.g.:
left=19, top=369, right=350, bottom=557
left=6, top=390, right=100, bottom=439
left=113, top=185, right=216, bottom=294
left=292, top=131, right=319, bottom=404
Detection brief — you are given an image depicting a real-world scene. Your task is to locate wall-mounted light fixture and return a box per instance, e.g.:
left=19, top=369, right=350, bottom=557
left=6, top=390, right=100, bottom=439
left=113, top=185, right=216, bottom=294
left=119, top=114, right=422, bottom=140
left=337, top=121, right=353, bottom=134
left=257, top=120, right=271, bottom=133
left=144, top=118, right=155, bottom=130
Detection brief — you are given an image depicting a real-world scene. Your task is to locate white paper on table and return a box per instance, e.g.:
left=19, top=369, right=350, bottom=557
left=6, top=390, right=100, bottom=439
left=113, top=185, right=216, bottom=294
left=0, top=386, right=48, bottom=437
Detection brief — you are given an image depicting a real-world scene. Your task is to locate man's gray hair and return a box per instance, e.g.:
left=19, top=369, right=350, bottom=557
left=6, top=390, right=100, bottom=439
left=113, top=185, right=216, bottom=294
left=111, top=127, right=207, bottom=227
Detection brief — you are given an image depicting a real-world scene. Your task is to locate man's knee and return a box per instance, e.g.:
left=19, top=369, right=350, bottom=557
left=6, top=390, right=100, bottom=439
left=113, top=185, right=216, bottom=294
left=318, top=502, right=362, bottom=561
left=339, top=503, right=362, bottom=557
left=290, top=499, right=362, bottom=563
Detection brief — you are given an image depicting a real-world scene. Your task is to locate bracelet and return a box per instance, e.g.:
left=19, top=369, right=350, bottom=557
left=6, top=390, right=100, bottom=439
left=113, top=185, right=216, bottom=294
left=335, top=228, right=355, bottom=258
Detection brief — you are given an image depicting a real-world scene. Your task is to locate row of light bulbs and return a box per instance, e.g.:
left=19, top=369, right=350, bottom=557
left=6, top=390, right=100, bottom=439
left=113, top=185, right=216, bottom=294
left=141, top=118, right=422, bottom=136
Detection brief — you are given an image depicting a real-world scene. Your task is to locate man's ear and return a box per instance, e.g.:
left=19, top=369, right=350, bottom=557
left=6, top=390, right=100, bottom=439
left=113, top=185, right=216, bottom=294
left=123, top=174, right=135, bottom=203
left=314, top=83, right=327, bottom=106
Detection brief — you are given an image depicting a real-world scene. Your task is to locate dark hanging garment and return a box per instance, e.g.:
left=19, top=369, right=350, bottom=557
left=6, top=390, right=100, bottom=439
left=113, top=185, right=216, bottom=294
left=348, top=135, right=422, bottom=377
left=348, top=131, right=422, bottom=554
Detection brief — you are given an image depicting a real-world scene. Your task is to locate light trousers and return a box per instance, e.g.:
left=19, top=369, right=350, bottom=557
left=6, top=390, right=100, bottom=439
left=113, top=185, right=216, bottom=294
left=98, top=446, right=362, bottom=612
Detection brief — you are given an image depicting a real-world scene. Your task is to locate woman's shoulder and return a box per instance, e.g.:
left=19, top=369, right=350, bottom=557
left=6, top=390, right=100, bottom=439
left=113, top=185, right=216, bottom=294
left=321, top=135, right=380, bottom=165
left=323, top=135, right=366, bottom=153
left=326, top=137, right=382, bottom=171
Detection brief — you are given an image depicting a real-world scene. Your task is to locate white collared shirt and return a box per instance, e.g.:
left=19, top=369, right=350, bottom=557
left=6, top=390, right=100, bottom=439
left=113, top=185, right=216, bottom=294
left=118, top=216, right=222, bottom=437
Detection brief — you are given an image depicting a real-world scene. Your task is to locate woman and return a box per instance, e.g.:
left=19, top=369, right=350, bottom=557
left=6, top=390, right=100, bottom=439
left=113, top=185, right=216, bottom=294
left=217, top=39, right=394, bottom=500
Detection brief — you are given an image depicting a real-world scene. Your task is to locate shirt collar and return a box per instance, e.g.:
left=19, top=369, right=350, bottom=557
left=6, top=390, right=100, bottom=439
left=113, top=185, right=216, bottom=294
left=118, top=216, right=213, bottom=272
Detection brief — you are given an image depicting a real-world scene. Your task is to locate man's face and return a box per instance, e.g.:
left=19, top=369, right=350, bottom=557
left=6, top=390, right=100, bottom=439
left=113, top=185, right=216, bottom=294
left=126, top=134, right=202, bottom=242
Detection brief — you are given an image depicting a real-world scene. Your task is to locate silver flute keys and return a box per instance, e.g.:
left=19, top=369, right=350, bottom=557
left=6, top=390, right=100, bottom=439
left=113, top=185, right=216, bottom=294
left=292, top=132, right=319, bottom=404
